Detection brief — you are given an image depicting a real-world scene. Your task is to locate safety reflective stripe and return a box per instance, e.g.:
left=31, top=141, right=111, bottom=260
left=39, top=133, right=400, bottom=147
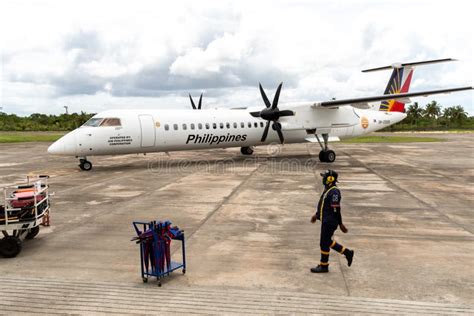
left=319, top=262, right=329, bottom=266
left=320, top=250, right=330, bottom=255
left=330, top=241, right=336, bottom=248
left=339, top=247, right=346, bottom=254
left=319, top=186, right=338, bottom=221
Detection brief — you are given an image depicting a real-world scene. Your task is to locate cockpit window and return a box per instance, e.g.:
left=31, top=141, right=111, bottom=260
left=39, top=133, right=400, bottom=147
left=100, top=118, right=121, bottom=127
left=82, top=118, right=103, bottom=127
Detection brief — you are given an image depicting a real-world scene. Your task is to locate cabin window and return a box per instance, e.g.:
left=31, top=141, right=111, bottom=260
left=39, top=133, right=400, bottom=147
left=219, top=123, right=224, bottom=129
left=241, top=122, right=245, bottom=128
left=260, top=122, right=264, bottom=128
left=82, top=118, right=103, bottom=127
left=190, top=123, right=195, bottom=130
left=254, top=122, right=258, bottom=128
left=198, top=123, right=203, bottom=129
left=233, top=122, right=238, bottom=128
left=248, top=122, right=252, bottom=128
left=100, top=118, right=121, bottom=127
left=173, top=124, right=178, bottom=130
left=213, top=123, right=217, bottom=129
left=205, top=123, right=210, bottom=129
left=182, top=124, right=187, bottom=130
left=164, top=124, right=169, bottom=131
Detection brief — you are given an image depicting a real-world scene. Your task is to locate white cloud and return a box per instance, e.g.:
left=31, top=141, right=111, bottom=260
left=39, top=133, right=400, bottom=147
left=0, top=0, right=472, bottom=116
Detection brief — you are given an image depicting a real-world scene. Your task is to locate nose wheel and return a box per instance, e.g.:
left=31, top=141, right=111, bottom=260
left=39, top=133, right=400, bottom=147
left=79, top=158, right=93, bottom=171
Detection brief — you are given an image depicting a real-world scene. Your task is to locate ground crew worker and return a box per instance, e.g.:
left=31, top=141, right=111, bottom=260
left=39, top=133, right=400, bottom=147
left=310, top=169, right=354, bottom=273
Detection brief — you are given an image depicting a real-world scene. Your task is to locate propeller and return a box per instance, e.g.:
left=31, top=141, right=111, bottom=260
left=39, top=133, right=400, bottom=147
left=250, top=82, right=294, bottom=144
left=189, top=93, right=203, bottom=110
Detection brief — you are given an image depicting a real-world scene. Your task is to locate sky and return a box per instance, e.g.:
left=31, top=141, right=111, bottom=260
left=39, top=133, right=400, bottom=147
left=0, top=0, right=472, bottom=116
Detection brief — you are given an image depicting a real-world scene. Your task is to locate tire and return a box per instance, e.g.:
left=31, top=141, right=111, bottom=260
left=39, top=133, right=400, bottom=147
left=319, top=150, right=326, bottom=162
left=240, top=146, right=254, bottom=155
left=0, top=236, right=22, bottom=258
left=25, top=226, right=40, bottom=240
left=80, top=160, right=93, bottom=171
left=326, top=150, right=336, bottom=163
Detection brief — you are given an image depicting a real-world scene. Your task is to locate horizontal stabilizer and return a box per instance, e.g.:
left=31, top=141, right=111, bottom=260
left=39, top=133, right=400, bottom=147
left=362, top=58, right=456, bottom=73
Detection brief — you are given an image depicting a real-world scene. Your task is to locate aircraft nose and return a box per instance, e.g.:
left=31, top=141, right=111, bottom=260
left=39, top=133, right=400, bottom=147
left=48, top=139, right=65, bottom=155
left=47, top=131, right=78, bottom=155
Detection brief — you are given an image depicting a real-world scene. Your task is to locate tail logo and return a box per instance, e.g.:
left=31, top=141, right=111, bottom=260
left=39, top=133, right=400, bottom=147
left=361, top=117, right=369, bottom=129
left=380, top=67, right=413, bottom=112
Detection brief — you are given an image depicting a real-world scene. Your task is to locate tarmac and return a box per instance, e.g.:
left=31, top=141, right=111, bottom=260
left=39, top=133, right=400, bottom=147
left=0, top=132, right=473, bottom=314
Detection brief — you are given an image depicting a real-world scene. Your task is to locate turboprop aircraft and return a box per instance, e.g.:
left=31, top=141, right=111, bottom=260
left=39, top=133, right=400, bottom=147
left=48, top=58, right=472, bottom=171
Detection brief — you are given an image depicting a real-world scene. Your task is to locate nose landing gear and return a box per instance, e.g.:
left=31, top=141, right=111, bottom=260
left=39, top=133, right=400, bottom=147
left=79, top=158, right=93, bottom=171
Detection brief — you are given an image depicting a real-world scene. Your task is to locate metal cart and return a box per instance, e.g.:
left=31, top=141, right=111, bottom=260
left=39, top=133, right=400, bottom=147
left=0, top=175, right=51, bottom=258
left=132, top=220, right=186, bottom=287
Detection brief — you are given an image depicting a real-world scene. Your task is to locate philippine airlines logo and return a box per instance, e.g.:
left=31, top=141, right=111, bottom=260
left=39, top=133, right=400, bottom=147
left=361, top=117, right=369, bottom=129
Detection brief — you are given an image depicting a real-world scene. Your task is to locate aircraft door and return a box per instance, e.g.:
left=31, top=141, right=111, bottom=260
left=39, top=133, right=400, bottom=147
left=138, top=115, right=156, bottom=147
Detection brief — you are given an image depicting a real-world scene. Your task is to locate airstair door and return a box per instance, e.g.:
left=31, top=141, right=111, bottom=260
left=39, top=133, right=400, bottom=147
left=138, top=115, right=156, bottom=147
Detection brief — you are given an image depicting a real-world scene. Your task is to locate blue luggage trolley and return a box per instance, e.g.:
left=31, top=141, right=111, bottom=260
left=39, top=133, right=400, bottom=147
left=132, top=220, right=186, bottom=287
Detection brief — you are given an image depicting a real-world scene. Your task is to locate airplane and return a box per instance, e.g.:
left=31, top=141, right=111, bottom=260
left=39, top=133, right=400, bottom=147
left=47, top=58, right=472, bottom=171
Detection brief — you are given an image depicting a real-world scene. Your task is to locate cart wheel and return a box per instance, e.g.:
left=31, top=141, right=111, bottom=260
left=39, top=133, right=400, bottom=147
left=142, top=277, right=148, bottom=283
left=0, top=236, right=22, bottom=258
left=25, top=226, right=40, bottom=240
left=182, top=269, right=186, bottom=274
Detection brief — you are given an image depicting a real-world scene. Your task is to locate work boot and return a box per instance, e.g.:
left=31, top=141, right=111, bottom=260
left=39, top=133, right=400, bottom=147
left=310, top=265, right=329, bottom=273
left=345, top=249, right=354, bottom=267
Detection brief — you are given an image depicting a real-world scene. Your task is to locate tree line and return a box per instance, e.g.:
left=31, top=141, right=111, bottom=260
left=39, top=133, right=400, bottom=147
left=384, top=101, right=473, bottom=131
left=0, top=112, right=95, bottom=131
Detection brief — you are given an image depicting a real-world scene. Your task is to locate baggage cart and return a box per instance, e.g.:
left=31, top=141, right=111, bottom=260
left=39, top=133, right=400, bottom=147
left=0, top=175, right=51, bottom=257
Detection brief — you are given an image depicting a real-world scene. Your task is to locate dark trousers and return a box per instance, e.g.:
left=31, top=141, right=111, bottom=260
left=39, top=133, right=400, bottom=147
left=320, top=222, right=348, bottom=266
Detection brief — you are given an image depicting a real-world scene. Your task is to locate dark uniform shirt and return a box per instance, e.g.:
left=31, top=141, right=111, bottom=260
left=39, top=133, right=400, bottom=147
left=315, top=185, right=342, bottom=226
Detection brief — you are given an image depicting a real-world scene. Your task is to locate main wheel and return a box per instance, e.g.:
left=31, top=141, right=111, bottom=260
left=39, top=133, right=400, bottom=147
left=325, top=150, right=336, bottom=163
left=0, top=236, right=22, bottom=258
left=318, top=150, right=336, bottom=163
left=25, top=226, right=40, bottom=240
left=319, top=150, right=326, bottom=162
left=79, top=160, right=93, bottom=171
left=240, top=146, right=254, bottom=155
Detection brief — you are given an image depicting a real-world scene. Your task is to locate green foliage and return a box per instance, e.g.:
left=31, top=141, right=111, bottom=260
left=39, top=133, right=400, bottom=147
left=382, top=102, right=473, bottom=131
left=0, top=132, right=65, bottom=143
left=0, top=112, right=95, bottom=131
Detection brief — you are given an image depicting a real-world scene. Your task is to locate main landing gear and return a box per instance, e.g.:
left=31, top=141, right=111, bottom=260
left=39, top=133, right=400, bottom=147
left=79, top=158, right=93, bottom=171
left=315, top=133, right=336, bottom=163
left=241, top=146, right=254, bottom=155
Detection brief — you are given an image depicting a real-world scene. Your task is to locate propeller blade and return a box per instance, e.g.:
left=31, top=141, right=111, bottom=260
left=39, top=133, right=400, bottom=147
left=250, top=111, right=261, bottom=117
left=198, top=93, right=203, bottom=109
left=278, top=110, right=294, bottom=117
left=272, top=82, right=283, bottom=110
left=261, top=121, right=270, bottom=142
left=259, top=83, right=271, bottom=108
left=189, top=94, right=196, bottom=110
left=273, top=122, right=284, bottom=144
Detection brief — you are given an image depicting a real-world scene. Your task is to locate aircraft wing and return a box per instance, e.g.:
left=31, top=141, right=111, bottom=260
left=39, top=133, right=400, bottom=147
left=312, top=86, right=473, bottom=109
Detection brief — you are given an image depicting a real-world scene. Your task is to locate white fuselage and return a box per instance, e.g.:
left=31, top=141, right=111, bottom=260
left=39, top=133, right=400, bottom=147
left=47, top=104, right=406, bottom=157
